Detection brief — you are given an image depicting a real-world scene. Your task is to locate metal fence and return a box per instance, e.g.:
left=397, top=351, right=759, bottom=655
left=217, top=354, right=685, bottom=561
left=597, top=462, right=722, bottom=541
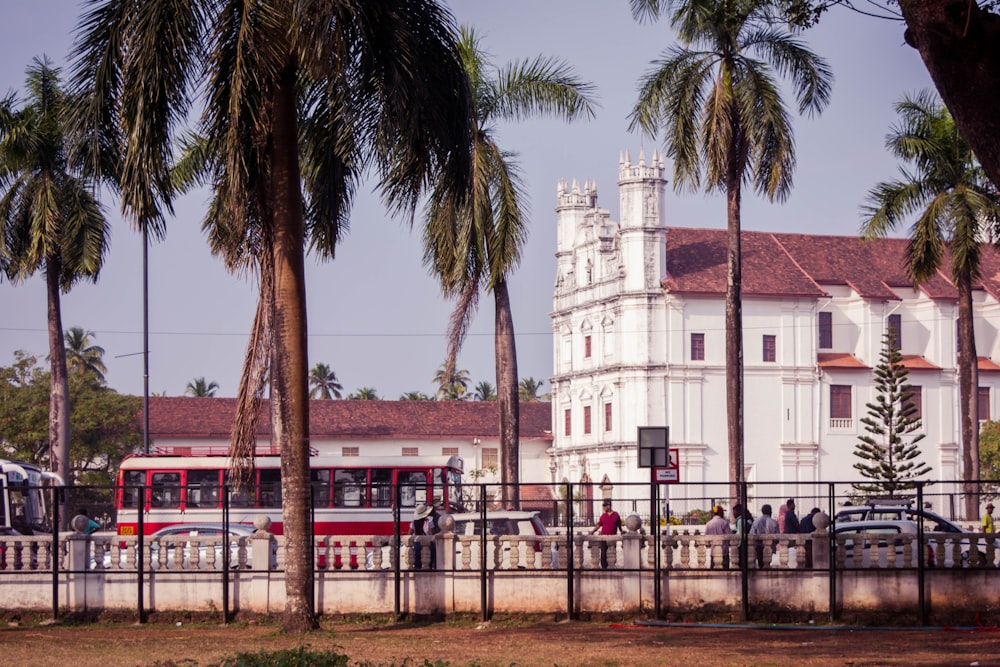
left=1, top=479, right=997, bottom=624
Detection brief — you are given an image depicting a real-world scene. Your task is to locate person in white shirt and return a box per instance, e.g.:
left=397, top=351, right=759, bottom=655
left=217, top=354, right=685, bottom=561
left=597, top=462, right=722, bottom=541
left=705, top=505, right=732, bottom=568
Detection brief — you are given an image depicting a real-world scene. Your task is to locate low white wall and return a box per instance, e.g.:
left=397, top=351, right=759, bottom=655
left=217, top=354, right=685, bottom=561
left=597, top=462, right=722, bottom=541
left=0, top=531, right=996, bottom=616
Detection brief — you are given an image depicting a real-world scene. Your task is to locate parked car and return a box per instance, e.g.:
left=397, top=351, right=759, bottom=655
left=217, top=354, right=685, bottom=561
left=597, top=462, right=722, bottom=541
left=147, top=523, right=275, bottom=570
left=835, top=501, right=995, bottom=566
left=831, top=519, right=925, bottom=568
left=835, top=501, right=965, bottom=533
left=445, top=510, right=554, bottom=568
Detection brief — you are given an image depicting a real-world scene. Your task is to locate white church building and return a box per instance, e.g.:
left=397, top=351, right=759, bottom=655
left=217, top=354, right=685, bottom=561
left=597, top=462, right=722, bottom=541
left=548, top=150, right=1000, bottom=503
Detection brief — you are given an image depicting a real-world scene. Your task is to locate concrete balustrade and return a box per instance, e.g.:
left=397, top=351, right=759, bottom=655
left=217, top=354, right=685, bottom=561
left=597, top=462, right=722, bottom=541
left=1, top=525, right=997, bottom=617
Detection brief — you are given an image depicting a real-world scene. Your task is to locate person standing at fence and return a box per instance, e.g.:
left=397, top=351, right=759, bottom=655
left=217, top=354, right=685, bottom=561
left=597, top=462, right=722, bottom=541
left=750, top=504, right=779, bottom=568
left=705, top=505, right=732, bottom=568
left=983, top=503, right=995, bottom=534
left=410, top=504, right=438, bottom=570
left=591, top=499, right=622, bottom=569
left=783, top=499, right=799, bottom=534
left=78, top=508, right=100, bottom=535
left=798, top=507, right=821, bottom=568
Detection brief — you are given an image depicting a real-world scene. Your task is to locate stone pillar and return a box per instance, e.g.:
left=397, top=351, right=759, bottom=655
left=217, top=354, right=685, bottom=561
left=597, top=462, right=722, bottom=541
left=66, top=517, right=92, bottom=612
left=248, top=516, right=276, bottom=613
left=622, top=514, right=643, bottom=611
left=811, top=512, right=830, bottom=569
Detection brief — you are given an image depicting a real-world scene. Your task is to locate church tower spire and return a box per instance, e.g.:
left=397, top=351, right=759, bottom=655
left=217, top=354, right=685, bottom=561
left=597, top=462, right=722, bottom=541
left=618, top=148, right=667, bottom=291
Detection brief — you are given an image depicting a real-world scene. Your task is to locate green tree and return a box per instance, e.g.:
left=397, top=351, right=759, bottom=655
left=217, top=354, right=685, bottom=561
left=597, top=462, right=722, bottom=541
left=348, top=387, right=380, bottom=401
left=980, top=421, right=1000, bottom=498
left=628, top=0, right=832, bottom=504
left=0, top=353, right=140, bottom=485
left=433, top=364, right=471, bottom=401
left=853, top=333, right=931, bottom=495
left=64, top=326, right=107, bottom=385
left=399, top=391, right=433, bottom=401
left=0, top=57, right=111, bottom=489
left=185, top=377, right=219, bottom=398
left=308, top=363, right=342, bottom=400
left=473, top=380, right=497, bottom=402
left=423, top=26, right=596, bottom=507
left=518, top=377, right=544, bottom=402
left=70, top=0, right=472, bottom=632
left=861, top=89, right=1000, bottom=518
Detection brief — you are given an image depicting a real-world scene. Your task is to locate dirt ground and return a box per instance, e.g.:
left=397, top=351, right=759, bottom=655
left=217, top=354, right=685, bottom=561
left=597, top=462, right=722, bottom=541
left=1, top=613, right=999, bottom=667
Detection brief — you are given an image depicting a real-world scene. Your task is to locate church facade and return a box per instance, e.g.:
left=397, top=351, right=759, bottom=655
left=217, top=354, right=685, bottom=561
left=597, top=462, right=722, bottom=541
left=548, top=150, right=1000, bottom=504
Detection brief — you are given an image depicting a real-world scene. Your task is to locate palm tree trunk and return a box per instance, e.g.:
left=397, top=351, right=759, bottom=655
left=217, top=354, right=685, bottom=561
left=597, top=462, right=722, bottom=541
left=271, top=59, right=316, bottom=633
left=957, top=275, right=980, bottom=518
left=725, top=127, right=747, bottom=509
left=495, top=278, right=520, bottom=509
left=45, top=257, right=71, bottom=504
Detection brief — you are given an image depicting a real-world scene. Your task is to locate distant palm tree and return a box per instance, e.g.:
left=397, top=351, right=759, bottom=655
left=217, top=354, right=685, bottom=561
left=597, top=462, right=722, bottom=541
left=518, top=377, right=544, bottom=402
left=64, top=327, right=107, bottom=385
left=433, top=364, right=471, bottom=401
left=400, top=391, right=434, bottom=401
left=473, top=381, right=497, bottom=402
left=186, top=377, right=219, bottom=398
left=424, top=26, right=596, bottom=508
left=349, top=387, right=380, bottom=401
left=0, top=57, right=111, bottom=487
left=308, top=363, right=342, bottom=400
left=861, top=89, right=1000, bottom=518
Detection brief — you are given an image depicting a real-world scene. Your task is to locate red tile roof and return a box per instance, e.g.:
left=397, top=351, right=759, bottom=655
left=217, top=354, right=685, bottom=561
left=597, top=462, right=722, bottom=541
left=662, top=228, right=1000, bottom=301
left=899, top=355, right=942, bottom=370
left=979, top=357, right=1000, bottom=373
left=147, top=397, right=553, bottom=441
left=817, top=353, right=869, bottom=369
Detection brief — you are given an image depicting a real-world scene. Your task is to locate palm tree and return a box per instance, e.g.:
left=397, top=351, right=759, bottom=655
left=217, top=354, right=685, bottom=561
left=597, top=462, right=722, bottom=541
left=0, top=57, right=110, bottom=488
left=70, top=0, right=472, bottom=632
left=400, top=390, right=433, bottom=401
left=185, top=377, right=219, bottom=398
left=423, top=26, right=597, bottom=507
left=473, top=380, right=497, bottom=402
left=348, top=387, right=380, bottom=400
left=628, top=0, right=832, bottom=504
left=861, top=89, right=1000, bottom=518
left=518, top=377, right=544, bottom=403
left=433, top=364, right=471, bottom=401
left=64, top=327, right=107, bottom=385
left=308, top=363, right=342, bottom=400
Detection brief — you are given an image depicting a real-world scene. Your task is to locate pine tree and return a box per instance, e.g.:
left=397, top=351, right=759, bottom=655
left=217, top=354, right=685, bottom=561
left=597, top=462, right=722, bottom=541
left=853, top=333, right=932, bottom=495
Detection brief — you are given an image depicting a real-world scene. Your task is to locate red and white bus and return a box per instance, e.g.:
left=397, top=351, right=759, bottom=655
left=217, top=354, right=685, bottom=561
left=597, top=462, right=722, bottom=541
left=114, top=447, right=465, bottom=536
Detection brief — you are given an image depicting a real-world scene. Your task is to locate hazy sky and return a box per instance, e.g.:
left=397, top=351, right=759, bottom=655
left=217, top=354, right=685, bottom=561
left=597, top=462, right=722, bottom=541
left=0, top=1, right=932, bottom=400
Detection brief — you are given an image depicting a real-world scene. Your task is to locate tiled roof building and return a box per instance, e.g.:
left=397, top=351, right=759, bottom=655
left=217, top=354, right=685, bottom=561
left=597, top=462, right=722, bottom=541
left=550, top=150, right=1000, bottom=508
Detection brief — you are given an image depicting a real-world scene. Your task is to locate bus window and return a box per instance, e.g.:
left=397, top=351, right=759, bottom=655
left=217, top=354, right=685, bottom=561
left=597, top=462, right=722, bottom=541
left=150, top=472, right=181, bottom=508
left=122, top=470, right=145, bottom=508
left=223, top=471, right=253, bottom=507
left=431, top=468, right=446, bottom=507
left=258, top=469, right=281, bottom=507
left=185, top=469, right=221, bottom=508
left=398, top=471, right=428, bottom=508
left=370, top=469, right=392, bottom=508
left=311, top=469, right=331, bottom=507
left=332, top=469, right=366, bottom=508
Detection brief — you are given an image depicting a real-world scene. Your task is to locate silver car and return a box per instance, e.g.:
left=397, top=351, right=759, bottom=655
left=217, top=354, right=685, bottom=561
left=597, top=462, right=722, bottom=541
left=148, top=523, right=275, bottom=570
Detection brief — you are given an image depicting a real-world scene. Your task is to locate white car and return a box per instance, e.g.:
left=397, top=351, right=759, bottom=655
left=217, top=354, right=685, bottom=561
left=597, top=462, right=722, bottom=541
left=444, top=510, right=554, bottom=569
left=831, top=519, right=923, bottom=568
left=835, top=503, right=997, bottom=567
left=147, top=523, right=275, bottom=570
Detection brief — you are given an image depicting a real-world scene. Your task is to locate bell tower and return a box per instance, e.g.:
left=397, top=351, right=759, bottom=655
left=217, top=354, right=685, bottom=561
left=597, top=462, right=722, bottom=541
left=617, top=148, right=666, bottom=292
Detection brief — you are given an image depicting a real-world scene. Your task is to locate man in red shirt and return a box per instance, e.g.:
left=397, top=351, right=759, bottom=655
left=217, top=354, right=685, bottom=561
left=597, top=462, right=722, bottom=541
left=591, top=499, right=623, bottom=568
